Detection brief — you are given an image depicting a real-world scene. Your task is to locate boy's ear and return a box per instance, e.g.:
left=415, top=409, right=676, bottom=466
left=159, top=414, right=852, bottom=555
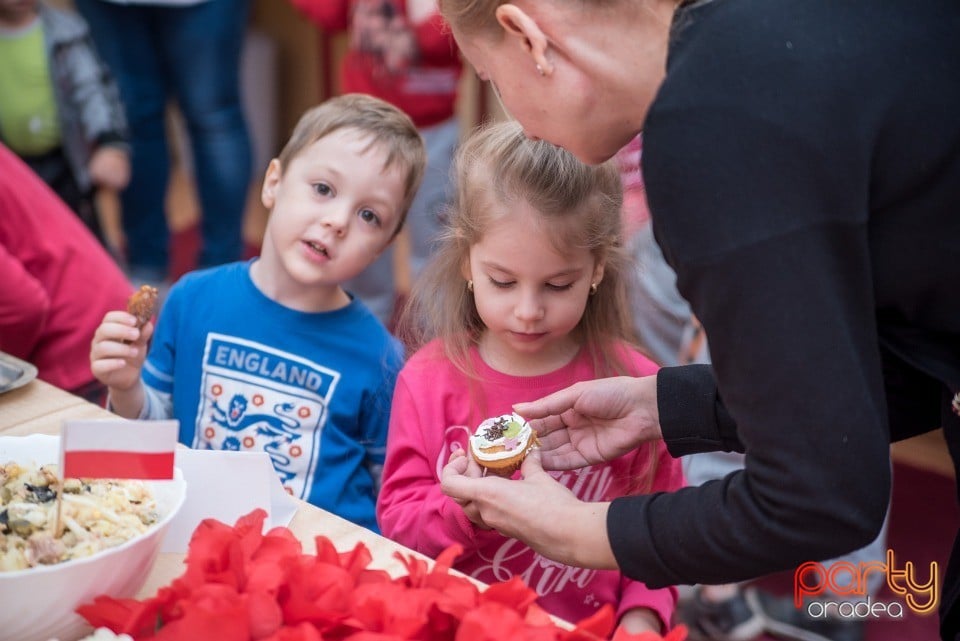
left=261, top=159, right=282, bottom=209
left=495, top=4, right=553, bottom=75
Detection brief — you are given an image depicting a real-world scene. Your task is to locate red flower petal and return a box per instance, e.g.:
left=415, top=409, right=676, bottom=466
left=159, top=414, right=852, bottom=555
left=478, top=577, right=538, bottom=615
left=151, top=584, right=250, bottom=641
left=561, top=605, right=615, bottom=641
left=261, top=622, right=324, bottom=641
left=456, top=603, right=534, bottom=641
left=76, top=595, right=163, bottom=637
left=610, top=624, right=687, bottom=641
left=248, top=590, right=285, bottom=639
left=279, top=557, right=357, bottom=629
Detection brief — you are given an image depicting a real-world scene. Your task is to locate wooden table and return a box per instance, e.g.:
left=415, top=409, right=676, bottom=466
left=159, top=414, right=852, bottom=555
left=0, top=379, right=448, bottom=598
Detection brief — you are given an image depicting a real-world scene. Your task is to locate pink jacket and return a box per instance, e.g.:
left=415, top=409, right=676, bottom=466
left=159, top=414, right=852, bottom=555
left=377, top=339, right=684, bottom=631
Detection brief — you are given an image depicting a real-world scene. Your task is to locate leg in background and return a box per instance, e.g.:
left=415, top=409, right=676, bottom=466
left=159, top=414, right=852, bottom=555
left=161, top=0, right=253, bottom=269
left=75, top=0, right=171, bottom=282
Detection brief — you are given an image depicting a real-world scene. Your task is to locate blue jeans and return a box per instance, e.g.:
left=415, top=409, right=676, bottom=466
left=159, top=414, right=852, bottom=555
left=76, top=0, right=253, bottom=276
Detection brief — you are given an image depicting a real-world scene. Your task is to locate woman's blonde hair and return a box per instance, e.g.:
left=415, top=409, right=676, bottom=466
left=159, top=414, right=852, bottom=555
left=276, top=94, right=426, bottom=236
left=438, top=0, right=632, bottom=36
left=399, top=120, right=636, bottom=379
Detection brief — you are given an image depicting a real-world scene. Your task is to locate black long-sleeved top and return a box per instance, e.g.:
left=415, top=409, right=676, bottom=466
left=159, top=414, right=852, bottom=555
left=608, top=0, right=960, bottom=590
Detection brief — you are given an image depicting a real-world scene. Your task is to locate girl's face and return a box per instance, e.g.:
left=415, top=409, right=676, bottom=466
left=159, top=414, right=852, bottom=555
left=464, top=200, right=604, bottom=376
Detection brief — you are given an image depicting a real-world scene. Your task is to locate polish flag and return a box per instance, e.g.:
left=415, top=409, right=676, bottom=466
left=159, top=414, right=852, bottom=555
left=60, top=419, right=178, bottom=480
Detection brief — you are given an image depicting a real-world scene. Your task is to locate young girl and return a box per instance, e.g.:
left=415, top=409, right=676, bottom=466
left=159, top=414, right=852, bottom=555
left=376, top=121, right=684, bottom=635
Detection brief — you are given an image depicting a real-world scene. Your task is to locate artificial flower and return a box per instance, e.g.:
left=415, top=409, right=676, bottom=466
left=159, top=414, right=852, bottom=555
left=77, top=509, right=686, bottom=641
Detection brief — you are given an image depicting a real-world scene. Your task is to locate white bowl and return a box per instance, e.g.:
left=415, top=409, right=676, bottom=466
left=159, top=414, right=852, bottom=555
left=0, top=434, right=186, bottom=641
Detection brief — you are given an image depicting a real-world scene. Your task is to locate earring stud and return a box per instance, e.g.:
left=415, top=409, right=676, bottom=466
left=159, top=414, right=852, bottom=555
left=536, top=63, right=545, bottom=76
left=589, top=283, right=598, bottom=296
left=467, top=280, right=474, bottom=292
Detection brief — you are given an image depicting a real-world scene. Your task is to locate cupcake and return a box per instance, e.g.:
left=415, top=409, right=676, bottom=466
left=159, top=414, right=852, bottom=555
left=468, top=413, right=538, bottom=477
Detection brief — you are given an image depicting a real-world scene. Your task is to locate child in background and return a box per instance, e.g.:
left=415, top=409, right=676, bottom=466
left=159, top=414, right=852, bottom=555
left=0, top=0, right=129, bottom=252
left=90, top=94, right=426, bottom=533
left=377, top=121, right=683, bottom=634
left=289, top=0, right=462, bottom=325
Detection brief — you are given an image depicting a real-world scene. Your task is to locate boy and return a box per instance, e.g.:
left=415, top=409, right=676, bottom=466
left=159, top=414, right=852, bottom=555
left=289, top=0, right=462, bottom=325
left=0, top=0, right=129, bottom=251
left=90, top=94, right=426, bottom=533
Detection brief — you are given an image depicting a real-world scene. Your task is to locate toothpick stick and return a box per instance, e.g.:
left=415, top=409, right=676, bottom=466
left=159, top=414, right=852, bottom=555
left=53, top=481, right=64, bottom=538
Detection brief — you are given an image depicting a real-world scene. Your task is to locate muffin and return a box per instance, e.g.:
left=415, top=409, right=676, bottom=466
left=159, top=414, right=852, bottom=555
left=468, top=413, right=538, bottom=477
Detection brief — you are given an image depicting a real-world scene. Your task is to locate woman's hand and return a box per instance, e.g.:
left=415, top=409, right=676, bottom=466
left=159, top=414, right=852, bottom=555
left=441, top=449, right=618, bottom=570
left=512, top=375, right=662, bottom=470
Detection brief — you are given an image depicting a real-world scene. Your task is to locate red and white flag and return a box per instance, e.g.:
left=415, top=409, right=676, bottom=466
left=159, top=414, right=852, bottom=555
left=60, top=419, right=178, bottom=480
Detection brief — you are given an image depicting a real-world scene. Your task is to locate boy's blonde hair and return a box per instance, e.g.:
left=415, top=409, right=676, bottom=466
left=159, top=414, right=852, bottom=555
left=400, top=119, right=636, bottom=379
left=277, top=94, right=426, bottom=236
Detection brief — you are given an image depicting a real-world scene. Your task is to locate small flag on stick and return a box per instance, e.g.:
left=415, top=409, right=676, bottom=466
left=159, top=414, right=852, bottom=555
left=55, top=419, right=178, bottom=536
left=60, top=419, right=178, bottom=480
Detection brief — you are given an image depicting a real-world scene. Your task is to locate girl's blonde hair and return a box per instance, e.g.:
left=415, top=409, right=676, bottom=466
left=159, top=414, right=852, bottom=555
left=400, top=120, right=636, bottom=379
left=276, top=94, right=426, bottom=237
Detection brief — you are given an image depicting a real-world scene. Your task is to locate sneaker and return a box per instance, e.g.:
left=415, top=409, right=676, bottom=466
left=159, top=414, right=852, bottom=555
left=745, top=588, right=865, bottom=641
left=677, top=586, right=765, bottom=641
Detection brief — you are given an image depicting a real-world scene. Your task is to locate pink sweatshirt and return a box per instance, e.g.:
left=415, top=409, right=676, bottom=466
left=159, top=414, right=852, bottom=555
left=377, top=339, right=684, bottom=631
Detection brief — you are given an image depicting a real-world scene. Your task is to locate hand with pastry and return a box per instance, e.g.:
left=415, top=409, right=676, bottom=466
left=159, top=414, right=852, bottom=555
left=441, top=447, right=618, bottom=570
left=89, top=290, right=156, bottom=418
left=512, top=375, right=662, bottom=470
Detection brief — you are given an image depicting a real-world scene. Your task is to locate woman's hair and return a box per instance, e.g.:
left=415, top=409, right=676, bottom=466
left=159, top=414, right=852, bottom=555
left=437, top=0, right=505, bottom=36
left=399, top=120, right=637, bottom=379
left=438, top=0, right=631, bottom=37
left=276, top=94, right=426, bottom=236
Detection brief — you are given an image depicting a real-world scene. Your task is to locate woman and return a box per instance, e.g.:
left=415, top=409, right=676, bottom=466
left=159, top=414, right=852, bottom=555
left=436, top=0, right=960, bottom=637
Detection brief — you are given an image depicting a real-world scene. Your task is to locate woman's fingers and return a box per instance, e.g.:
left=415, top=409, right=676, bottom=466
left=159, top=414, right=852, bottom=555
left=513, top=382, right=584, bottom=422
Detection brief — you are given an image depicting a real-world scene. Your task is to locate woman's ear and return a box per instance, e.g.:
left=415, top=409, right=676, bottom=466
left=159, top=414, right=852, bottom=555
left=494, top=4, right=554, bottom=75
left=261, top=158, right=282, bottom=209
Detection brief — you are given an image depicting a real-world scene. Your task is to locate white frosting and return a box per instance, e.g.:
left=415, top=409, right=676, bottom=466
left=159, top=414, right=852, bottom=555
left=469, top=413, right=534, bottom=462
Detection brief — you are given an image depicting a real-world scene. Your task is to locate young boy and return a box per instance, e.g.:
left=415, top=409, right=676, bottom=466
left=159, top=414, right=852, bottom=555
left=90, top=94, right=426, bottom=533
left=0, top=0, right=129, bottom=251
left=289, top=0, right=462, bottom=325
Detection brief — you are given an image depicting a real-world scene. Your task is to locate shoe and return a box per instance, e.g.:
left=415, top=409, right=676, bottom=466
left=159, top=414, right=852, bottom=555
left=676, top=586, right=765, bottom=641
left=745, top=588, right=865, bottom=641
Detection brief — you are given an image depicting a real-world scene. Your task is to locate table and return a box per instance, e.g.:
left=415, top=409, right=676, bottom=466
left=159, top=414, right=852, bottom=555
left=0, top=379, right=456, bottom=598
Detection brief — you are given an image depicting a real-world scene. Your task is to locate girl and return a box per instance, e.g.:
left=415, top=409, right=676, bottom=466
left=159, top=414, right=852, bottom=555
left=376, top=121, right=684, bottom=635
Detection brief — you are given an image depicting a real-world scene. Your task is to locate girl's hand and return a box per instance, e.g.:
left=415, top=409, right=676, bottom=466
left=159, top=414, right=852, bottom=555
left=441, top=449, right=618, bottom=570
left=512, top=376, right=662, bottom=470
left=90, top=311, right=152, bottom=392
left=615, top=607, right=662, bottom=636
left=443, top=449, right=491, bottom=529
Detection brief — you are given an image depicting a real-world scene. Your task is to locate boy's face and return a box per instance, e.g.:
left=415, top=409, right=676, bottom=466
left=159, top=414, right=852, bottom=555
left=260, top=128, right=406, bottom=291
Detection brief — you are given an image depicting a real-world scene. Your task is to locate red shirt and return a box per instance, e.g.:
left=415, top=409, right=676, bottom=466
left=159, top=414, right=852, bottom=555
left=290, top=0, right=462, bottom=128
left=0, top=144, right=132, bottom=392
